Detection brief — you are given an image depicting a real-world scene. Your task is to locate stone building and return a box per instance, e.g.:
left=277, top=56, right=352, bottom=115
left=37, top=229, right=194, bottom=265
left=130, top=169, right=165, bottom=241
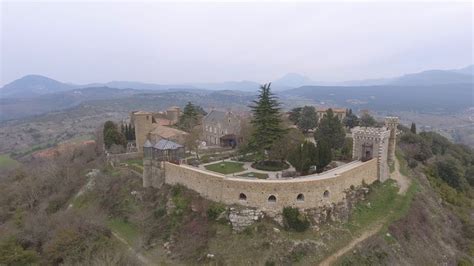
left=202, top=110, right=241, bottom=146
left=132, top=110, right=187, bottom=152
left=351, top=117, right=398, bottom=182
left=316, top=108, right=347, bottom=122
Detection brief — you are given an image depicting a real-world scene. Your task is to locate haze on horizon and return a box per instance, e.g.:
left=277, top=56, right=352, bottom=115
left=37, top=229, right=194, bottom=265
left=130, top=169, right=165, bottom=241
left=1, top=1, right=472, bottom=86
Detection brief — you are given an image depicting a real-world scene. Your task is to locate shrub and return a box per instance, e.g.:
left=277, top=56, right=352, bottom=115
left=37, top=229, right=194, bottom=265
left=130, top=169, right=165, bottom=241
left=252, top=160, right=290, bottom=171
left=207, top=203, right=226, bottom=220
left=0, top=237, right=38, bottom=265
left=282, top=207, right=310, bottom=232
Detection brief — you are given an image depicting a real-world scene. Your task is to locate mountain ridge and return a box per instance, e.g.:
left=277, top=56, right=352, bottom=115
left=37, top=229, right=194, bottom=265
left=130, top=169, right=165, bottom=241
left=2, top=65, right=472, bottom=98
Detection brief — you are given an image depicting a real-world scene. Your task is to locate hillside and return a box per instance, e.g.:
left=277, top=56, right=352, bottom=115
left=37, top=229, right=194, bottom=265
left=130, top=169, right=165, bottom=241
left=0, top=124, right=472, bottom=265
left=280, top=83, right=473, bottom=113
left=1, top=75, right=76, bottom=97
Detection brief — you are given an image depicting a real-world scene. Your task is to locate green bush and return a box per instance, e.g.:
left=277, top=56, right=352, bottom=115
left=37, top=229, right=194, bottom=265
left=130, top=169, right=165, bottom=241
left=207, top=203, right=226, bottom=220
left=252, top=160, right=289, bottom=171
left=0, top=237, right=38, bottom=265
left=282, top=207, right=310, bottom=232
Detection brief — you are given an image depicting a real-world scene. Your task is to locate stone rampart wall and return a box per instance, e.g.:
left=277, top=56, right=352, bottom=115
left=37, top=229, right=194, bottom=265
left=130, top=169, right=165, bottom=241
left=107, top=152, right=141, bottom=166
left=164, top=159, right=378, bottom=214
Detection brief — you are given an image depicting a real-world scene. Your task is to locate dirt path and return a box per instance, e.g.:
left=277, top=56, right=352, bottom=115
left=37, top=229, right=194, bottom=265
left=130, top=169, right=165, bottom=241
left=319, top=158, right=410, bottom=265
left=319, top=222, right=384, bottom=266
left=112, top=232, right=151, bottom=265
left=391, top=158, right=411, bottom=195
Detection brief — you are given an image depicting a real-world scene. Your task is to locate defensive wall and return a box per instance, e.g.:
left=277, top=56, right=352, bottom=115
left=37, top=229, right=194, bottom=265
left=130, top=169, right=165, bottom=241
left=107, top=152, right=141, bottom=166
left=163, top=159, right=378, bottom=214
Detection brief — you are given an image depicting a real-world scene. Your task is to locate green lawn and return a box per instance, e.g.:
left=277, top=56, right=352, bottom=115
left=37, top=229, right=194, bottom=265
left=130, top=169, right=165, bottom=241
left=107, top=218, right=140, bottom=245
left=0, top=154, right=20, bottom=170
left=238, top=172, right=269, bottom=179
left=205, top=161, right=245, bottom=174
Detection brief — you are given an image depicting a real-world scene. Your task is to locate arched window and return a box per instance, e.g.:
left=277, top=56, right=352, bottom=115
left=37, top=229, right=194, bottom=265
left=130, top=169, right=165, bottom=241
left=297, top=194, right=305, bottom=201
left=239, top=193, right=247, bottom=201
left=268, top=195, right=276, bottom=203
left=323, top=190, right=330, bottom=198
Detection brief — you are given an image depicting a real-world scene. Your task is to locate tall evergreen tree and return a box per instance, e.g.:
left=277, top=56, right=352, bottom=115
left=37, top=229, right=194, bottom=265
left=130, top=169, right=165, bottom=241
left=314, top=109, right=346, bottom=150
left=410, top=122, right=417, bottom=134
left=343, top=109, right=359, bottom=128
left=178, top=102, right=200, bottom=132
left=297, top=106, right=317, bottom=133
left=316, top=139, right=332, bottom=172
left=360, top=113, right=377, bottom=127
left=103, top=121, right=127, bottom=149
left=249, top=83, right=286, bottom=158
left=288, top=141, right=318, bottom=174
left=288, top=107, right=302, bottom=125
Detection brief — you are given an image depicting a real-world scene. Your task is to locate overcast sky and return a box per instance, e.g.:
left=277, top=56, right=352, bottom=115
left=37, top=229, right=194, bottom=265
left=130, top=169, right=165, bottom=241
left=1, top=1, right=472, bottom=86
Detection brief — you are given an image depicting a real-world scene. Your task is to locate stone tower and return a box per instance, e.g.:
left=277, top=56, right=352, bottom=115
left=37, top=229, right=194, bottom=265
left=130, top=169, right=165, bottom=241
left=352, top=124, right=392, bottom=182
left=166, top=106, right=180, bottom=124
left=142, top=140, right=165, bottom=188
left=133, top=111, right=153, bottom=152
left=384, top=117, right=399, bottom=164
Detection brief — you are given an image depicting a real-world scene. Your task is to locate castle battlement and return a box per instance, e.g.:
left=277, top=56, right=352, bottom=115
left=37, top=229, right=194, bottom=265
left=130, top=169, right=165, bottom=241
left=352, top=126, right=390, bottom=140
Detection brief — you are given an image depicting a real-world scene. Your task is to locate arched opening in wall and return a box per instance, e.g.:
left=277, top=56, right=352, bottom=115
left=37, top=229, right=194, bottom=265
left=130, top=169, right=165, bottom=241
left=268, top=195, right=276, bottom=203
left=296, top=194, right=305, bottom=201
left=323, top=190, right=330, bottom=198
left=239, top=193, right=247, bottom=201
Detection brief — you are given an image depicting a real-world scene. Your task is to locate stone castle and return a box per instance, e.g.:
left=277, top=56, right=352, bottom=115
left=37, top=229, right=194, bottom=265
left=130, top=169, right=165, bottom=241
left=141, top=115, right=399, bottom=215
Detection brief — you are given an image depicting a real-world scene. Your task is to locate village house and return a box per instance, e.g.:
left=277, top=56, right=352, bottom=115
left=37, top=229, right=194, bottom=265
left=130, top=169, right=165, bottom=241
left=316, top=108, right=347, bottom=122
left=202, top=110, right=241, bottom=147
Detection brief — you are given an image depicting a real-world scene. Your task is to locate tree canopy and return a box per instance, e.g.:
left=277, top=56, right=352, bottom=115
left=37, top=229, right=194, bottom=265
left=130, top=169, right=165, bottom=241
left=343, top=109, right=359, bottom=128
left=103, top=121, right=127, bottom=149
left=359, top=113, right=377, bottom=127
left=248, top=83, right=286, bottom=158
left=297, top=106, right=317, bottom=133
left=178, top=102, right=202, bottom=132
left=314, top=109, right=346, bottom=150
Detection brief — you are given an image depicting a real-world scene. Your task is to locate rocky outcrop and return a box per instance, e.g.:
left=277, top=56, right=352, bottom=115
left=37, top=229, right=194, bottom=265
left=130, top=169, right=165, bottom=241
left=228, top=207, right=264, bottom=232
left=306, top=186, right=370, bottom=227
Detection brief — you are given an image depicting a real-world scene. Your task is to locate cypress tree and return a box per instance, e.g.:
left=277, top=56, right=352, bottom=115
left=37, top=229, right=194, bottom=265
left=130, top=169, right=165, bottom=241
left=316, top=140, right=332, bottom=172
left=314, top=109, right=346, bottom=150
left=410, top=122, right=417, bottom=134
left=249, top=83, right=286, bottom=158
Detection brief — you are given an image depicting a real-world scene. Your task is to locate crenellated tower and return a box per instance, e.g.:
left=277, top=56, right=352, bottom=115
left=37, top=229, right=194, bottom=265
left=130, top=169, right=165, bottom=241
left=384, top=117, right=399, bottom=164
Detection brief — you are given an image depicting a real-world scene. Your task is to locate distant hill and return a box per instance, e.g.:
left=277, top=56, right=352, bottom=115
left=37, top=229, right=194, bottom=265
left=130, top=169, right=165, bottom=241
left=80, top=81, right=195, bottom=91
left=272, top=73, right=315, bottom=88
left=0, top=87, right=143, bottom=121
left=451, top=64, right=474, bottom=76
left=339, top=65, right=474, bottom=87
left=280, top=83, right=473, bottom=113
left=389, top=69, right=473, bottom=86
left=0, top=75, right=76, bottom=97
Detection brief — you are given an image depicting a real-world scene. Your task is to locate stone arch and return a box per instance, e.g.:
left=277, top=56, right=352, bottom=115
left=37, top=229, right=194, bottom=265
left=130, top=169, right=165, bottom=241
left=296, top=193, right=305, bottom=201
left=268, top=195, right=276, bottom=203
left=323, top=190, right=330, bottom=198
left=239, top=193, right=247, bottom=201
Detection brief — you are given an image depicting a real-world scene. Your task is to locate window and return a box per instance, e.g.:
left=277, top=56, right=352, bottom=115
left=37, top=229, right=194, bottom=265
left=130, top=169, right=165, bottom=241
left=239, top=193, right=247, bottom=201
left=323, top=190, right=330, bottom=198
left=297, top=194, right=304, bottom=201
left=268, top=195, right=276, bottom=203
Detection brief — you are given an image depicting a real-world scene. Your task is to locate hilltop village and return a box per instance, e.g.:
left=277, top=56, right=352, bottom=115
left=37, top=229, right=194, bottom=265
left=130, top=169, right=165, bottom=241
left=104, top=84, right=399, bottom=219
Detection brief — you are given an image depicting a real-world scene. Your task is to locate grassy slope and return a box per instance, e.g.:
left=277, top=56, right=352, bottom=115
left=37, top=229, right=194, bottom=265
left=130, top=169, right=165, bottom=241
left=68, top=155, right=421, bottom=265
left=337, top=149, right=472, bottom=265
left=0, top=154, right=20, bottom=170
